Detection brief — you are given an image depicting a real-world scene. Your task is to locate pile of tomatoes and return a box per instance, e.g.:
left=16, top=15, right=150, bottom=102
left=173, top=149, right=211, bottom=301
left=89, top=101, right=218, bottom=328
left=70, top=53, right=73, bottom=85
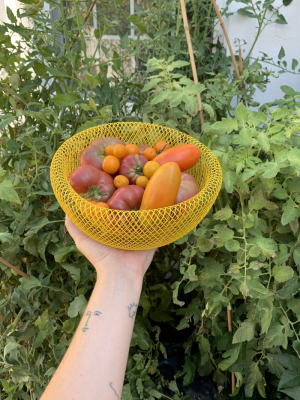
left=68, top=137, right=201, bottom=211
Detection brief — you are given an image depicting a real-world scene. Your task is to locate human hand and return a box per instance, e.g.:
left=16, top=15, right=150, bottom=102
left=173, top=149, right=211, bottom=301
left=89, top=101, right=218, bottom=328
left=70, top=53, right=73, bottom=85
left=65, top=217, right=155, bottom=280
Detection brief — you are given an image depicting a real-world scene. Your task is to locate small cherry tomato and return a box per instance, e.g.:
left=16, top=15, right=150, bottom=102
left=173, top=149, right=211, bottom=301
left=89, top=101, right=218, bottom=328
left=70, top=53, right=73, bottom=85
left=126, top=144, right=139, bottom=155
left=155, top=141, right=170, bottom=153
left=143, top=161, right=160, bottom=179
left=114, top=175, right=129, bottom=188
left=113, top=144, right=127, bottom=159
left=143, top=147, right=156, bottom=160
left=105, top=145, right=115, bottom=156
left=89, top=201, right=109, bottom=208
left=102, top=155, right=120, bottom=174
left=136, top=176, right=149, bottom=189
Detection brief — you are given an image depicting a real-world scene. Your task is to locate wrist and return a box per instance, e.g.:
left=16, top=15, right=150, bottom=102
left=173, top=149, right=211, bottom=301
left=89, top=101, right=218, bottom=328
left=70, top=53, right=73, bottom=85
left=95, top=265, right=144, bottom=291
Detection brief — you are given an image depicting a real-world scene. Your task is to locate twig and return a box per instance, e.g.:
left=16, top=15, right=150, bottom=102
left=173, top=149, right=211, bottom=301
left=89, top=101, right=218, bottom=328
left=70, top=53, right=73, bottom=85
left=179, top=0, right=205, bottom=126
left=70, top=0, right=97, bottom=51
left=226, top=289, right=236, bottom=394
left=211, top=0, right=241, bottom=86
left=0, top=257, right=30, bottom=279
left=238, top=47, right=244, bottom=91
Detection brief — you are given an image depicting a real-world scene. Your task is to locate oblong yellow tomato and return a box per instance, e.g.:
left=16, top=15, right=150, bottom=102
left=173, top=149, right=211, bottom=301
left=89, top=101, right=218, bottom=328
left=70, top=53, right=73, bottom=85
left=140, top=162, right=181, bottom=210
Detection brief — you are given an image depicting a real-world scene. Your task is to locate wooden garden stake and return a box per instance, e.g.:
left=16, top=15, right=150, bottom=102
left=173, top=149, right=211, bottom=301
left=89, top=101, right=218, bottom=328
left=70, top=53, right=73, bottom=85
left=0, top=257, right=30, bottom=279
left=179, top=0, right=205, bottom=125
left=211, top=0, right=242, bottom=89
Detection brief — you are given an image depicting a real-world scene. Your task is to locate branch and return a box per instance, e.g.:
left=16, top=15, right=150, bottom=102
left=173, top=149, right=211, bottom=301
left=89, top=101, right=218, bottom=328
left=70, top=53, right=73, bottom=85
left=0, top=257, right=30, bottom=279
left=70, top=0, right=97, bottom=51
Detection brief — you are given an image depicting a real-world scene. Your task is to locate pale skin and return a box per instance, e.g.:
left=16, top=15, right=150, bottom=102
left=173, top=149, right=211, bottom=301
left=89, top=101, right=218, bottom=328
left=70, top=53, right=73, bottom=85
left=41, top=217, right=155, bottom=400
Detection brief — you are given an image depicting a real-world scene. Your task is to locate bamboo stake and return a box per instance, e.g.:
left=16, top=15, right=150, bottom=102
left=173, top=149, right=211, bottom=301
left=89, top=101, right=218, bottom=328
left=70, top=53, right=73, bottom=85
left=179, top=0, right=205, bottom=126
left=238, top=47, right=244, bottom=90
left=70, top=0, right=97, bottom=50
left=0, top=257, right=30, bottom=279
left=211, top=0, right=241, bottom=86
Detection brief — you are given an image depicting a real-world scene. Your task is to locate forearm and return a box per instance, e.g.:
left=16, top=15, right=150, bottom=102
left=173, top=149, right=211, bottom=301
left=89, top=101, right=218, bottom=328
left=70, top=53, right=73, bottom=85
left=41, top=269, right=143, bottom=400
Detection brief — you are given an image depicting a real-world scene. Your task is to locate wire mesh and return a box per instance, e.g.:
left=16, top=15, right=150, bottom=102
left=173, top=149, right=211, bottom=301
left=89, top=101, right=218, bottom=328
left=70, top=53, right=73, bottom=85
left=50, top=122, right=222, bottom=250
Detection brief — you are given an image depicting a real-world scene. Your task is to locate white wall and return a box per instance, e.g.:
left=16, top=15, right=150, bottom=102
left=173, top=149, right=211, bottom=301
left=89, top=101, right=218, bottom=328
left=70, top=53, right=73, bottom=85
left=216, top=0, right=300, bottom=105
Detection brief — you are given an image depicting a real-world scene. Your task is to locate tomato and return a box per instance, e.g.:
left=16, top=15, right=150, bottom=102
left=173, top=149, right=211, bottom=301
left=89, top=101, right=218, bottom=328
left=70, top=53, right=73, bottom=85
left=80, top=137, right=125, bottom=170
left=175, top=172, right=199, bottom=204
left=89, top=201, right=109, bottom=208
left=155, top=141, right=170, bottom=154
left=136, top=176, right=149, bottom=189
left=113, top=144, right=127, bottom=159
left=154, top=144, right=201, bottom=171
left=143, top=161, right=160, bottom=179
left=143, top=147, right=156, bottom=160
left=138, top=144, right=150, bottom=155
left=126, top=144, right=139, bottom=155
left=114, top=175, right=129, bottom=188
left=68, top=165, right=116, bottom=202
left=105, top=145, right=115, bottom=156
left=119, top=154, right=148, bottom=184
left=102, top=155, right=120, bottom=174
left=107, top=185, right=144, bottom=210
left=140, top=162, right=181, bottom=210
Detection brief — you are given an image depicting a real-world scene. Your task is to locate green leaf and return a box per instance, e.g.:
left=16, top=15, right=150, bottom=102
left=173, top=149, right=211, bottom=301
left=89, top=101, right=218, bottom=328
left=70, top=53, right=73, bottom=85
left=255, top=237, right=277, bottom=258
left=244, top=362, right=263, bottom=398
left=183, top=355, right=196, bottom=386
left=208, top=117, right=238, bottom=135
left=275, top=14, right=287, bottom=24
left=237, top=7, right=256, bottom=18
left=0, top=180, right=21, bottom=204
left=214, top=207, right=233, bottom=221
left=4, top=342, right=20, bottom=358
left=52, top=93, right=80, bottom=107
left=171, top=281, right=185, bottom=307
left=264, top=323, right=285, bottom=348
left=128, top=15, right=147, bottom=34
left=53, top=245, right=81, bottom=262
left=278, top=46, right=286, bottom=59
left=68, top=295, right=87, bottom=318
left=291, top=59, right=299, bottom=71
left=45, top=367, right=56, bottom=376
left=232, top=319, right=256, bottom=344
left=281, top=85, right=299, bottom=96
left=270, top=353, right=300, bottom=371
left=257, top=132, right=270, bottom=152
left=293, top=249, right=300, bottom=266
left=151, top=91, right=170, bottom=105
left=0, top=232, right=14, bottom=243
left=27, top=217, right=49, bottom=234
left=142, top=78, right=162, bottom=92
left=262, top=162, right=280, bottom=178
left=282, top=199, right=299, bottom=225
left=273, top=264, right=294, bottom=283
left=6, top=139, right=20, bottom=153
left=257, top=296, right=273, bottom=334
left=19, top=276, right=41, bottom=291
left=120, top=33, right=129, bottom=49
left=225, top=239, right=240, bottom=252
left=47, top=67, right=70, bottom=78
left=279, top=370, right=300, bottom=390
left=280, top=387, right=300, bottom=400
left=121, top=383, right=133, bottom=400
left=183, top=264, right=198, bottom=282
left=85, top=72, right=98, bottom=90
left=283, top=0, right=293, bottom=5
left=61, top=263, right=80, bottom=286
left=183, top=83, right=205, bottom=95
left=223, top=170, right=238, bottom=193
left=6, top=7, right=17, bottom=24
left=235, top=103, right=252, bottom=124
left=219, top=343, right=242, bottom=371
left=196, top=236, right=213, bottom=252
left=267, top=355, right=285, bottom=379
left=249, top=189, right=267, bottom=210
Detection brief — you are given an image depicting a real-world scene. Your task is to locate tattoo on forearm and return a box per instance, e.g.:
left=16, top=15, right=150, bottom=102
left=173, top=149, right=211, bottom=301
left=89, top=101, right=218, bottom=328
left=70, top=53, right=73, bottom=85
left=127, top=303, right=138, bottom=319
left=109, top=382, right=119, bottom=399
left=82, top=310, right=102, bottom=332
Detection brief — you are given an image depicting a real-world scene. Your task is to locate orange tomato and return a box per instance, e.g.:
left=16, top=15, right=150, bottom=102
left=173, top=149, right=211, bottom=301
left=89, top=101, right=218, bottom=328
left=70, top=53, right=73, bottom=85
left=140, top=162, right=181, bottom=210
left=136, top=176, right=149, bottom=189
left=126, top=144, right=139, bottom=155
left=155, top=141, right=170, bottom=153
left=143, top=161, right=160, bottom=179
left=102, top=156, right=120, bottom=174
left=105, top=145, right=115, bottom=156
left=114, top=175, right=129, bottom=188
left=89, top=201, right=109, bottom=208
left=113, top=144, right=127, bottom=159
left=143, top=147, right=156, bottom=161
left=154, top=144, right=201, bottom=171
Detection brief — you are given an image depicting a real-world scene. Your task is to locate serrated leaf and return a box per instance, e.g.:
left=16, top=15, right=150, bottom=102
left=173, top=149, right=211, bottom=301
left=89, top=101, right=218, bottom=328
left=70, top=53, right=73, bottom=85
left=121, top=383, right=133, bottom=400
left=142, top=78, right=162, bottom=92
left=4, top=342, right=20, bottom=358
left=61, top=263, right=80, bottom=286
left=219, top=343, right=242, bottom=371
left=223, top=170, right=238, bottom=193
left=52, top=93, right=80, bottom=107
left=214, top=207, right=232, bottom=220
left=257, top=132, right=270, bottom=152
left=257, top=296, right=273, bottom=334
left=273, top=264, right=294, bottom=283
left=244, top=362, right=263, bottom=398
left=0, top=232, right=14, bottom=243
left=19, top=276, right=41, bottom=291
left=225, top=239, right=240, bottom=252
left=183, top=264, right=198, bottom=282
left=0, top=180, right=21, bottom=204
left=172, top=281, right=184, bottom=306
left=68, top=295, right=87, bottom=318
left=264, top=323, right=285, bottom=348
left=208, top=117, right=238, bottom=135
left=270, top=353, right=300, bottom=371
left=85, top=72, right=98, bottom=90
left=151, top=91, right=170, bottom=105
left=267, top=355, right=285, bottom=379
left=262, top=162, right=280, bottom=178
left=232, top=319, right=256, bottom=344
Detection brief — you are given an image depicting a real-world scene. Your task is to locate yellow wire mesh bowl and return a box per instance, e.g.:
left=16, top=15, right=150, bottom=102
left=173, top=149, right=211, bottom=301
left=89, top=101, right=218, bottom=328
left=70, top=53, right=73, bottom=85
left=50, top=122, right=222, bottom=250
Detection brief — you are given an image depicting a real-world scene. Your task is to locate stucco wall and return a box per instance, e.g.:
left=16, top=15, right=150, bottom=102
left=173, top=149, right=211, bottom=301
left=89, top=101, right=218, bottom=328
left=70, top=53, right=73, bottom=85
left=216, top=0, right=300, bottom=105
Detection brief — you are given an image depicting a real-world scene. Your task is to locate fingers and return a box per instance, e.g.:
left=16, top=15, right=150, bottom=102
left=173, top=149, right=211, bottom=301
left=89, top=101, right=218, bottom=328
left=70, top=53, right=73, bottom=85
left=65, top=216, right=89, bottom=243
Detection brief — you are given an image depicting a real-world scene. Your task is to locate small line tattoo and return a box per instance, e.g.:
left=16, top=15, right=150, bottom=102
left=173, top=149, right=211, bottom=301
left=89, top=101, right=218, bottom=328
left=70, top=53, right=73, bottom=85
left=82, top=311, right=102, bottom=332
left=127, top=303, right=138, bottom=319
left=109, top=382, right=119, bottom=399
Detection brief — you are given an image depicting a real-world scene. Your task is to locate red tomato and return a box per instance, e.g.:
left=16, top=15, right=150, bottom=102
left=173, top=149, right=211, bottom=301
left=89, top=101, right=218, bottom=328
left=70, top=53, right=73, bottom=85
left=138, top=144, right=150, bottom=155
left=153, top=144, right=201, bottom=171
left=140, top=162, right=181, bottom=210
left=80, top=137, right=125, bottom=170
left=107, top=185, right=144, bottom=210
left=68, top=165, right=116, bottom=202
left=119, top=154, right=148, bottom=184
left=126, top=144, right=139, bottom=155
left=102, top=156, right=120, bottom=174
left=175, top=172, right=199, bottom=204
